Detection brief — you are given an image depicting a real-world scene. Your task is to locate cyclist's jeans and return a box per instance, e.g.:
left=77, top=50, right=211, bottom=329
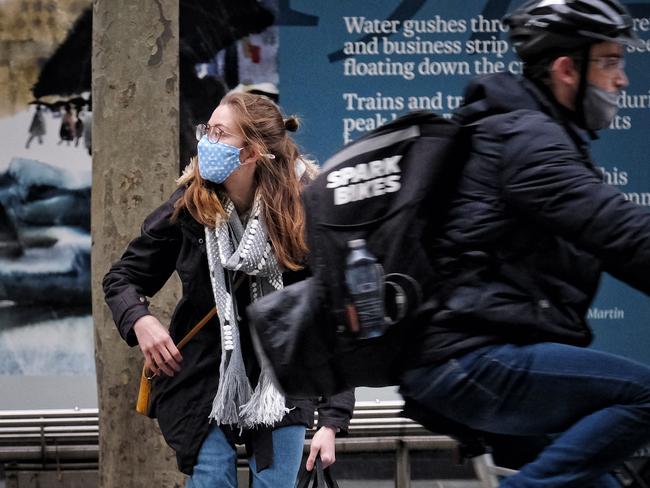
left=400, top=342, right=650, bottom=488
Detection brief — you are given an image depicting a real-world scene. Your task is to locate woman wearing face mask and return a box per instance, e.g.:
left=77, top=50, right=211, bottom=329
left=103, top=92, right=354, bottom=487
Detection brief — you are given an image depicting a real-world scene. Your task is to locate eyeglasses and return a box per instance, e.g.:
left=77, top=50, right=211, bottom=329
left=195, top=123, right=236, bottom=144
left=589, top=56, right=626, bottom=72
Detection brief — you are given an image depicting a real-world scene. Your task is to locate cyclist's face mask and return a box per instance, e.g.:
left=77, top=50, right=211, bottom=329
left=580, top=50, right=625, bottom=131
left=582, top=83, right=619, bottom=131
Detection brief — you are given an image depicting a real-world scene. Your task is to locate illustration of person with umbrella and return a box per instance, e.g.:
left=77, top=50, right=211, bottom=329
left=25, top=105, right=46, bottom=148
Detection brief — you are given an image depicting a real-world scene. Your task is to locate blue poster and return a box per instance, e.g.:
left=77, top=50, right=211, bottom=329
left=278, top=0, right=650, bottom=365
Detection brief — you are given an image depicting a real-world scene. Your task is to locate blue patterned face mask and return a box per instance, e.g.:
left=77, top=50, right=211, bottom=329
left=197, top=136, right=243, bottom=183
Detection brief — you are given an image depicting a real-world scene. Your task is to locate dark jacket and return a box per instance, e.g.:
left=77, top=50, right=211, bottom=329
left=409, top=73, right=650, bottom=368
left=103, top=187, right=354, bottom=475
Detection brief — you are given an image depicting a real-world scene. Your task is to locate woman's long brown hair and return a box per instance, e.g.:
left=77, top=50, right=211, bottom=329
left=173, top=92, right=317, bottom=271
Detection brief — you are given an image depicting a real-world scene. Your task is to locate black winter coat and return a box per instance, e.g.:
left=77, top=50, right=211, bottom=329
left=409, top=73, right=650, bottom=368
left=103, top=187, right=354, bottom=475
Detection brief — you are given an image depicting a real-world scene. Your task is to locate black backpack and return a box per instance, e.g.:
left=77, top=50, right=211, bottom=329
left=248, top=111, right=469, bottom=397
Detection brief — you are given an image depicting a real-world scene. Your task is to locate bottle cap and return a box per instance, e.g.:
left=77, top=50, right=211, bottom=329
left=348, top=239, right=366, bottom=249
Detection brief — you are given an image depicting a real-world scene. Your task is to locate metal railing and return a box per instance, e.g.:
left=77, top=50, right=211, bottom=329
left=0, top=402, right=466, bottom=488
left=0, top=408, right=99, bottom=464
left=0, top=401, right=451, bottom=463
left=2, top=403, right=647, bottom=488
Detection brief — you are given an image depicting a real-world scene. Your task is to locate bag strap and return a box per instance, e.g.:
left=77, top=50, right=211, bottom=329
left=177, top=271, right=246, bottom=349
left=317, top=457, right=340, bottom=488
left=175, top=306, right=217, bottom=350
left=144, top=272, right=246, bottom=379
left=142, top=306, right=216, bottom=380
left=322, top=461, right=340, bottom=488
left=295, top=464, right=313, bottom=488
left=295, top=457, right=340, bottom=488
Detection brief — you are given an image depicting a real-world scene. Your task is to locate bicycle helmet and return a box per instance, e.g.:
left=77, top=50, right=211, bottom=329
left=504, top=0, right=640, bottom=62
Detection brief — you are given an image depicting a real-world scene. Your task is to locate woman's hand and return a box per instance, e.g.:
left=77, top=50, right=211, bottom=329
left=306, top=426, right=337, bottom=471
left=133, top=315, right=182, bottom=377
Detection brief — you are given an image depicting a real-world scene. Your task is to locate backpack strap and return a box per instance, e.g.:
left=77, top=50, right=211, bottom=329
left=322, top=124, right=421, bottom=171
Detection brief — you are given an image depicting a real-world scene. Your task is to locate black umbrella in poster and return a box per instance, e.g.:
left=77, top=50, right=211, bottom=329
left=31, top=1, right=275, bottom=169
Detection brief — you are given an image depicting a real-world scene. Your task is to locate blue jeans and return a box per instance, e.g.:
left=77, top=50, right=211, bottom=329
left=185, top=424, right=306, bottom=488
left=400, top=342, right=650, bottom=488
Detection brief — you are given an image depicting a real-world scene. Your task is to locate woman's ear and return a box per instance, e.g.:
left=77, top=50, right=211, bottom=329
left=240, top=146, right=259, bottom=166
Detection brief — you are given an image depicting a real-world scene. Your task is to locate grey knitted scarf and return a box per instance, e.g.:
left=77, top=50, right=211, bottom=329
left=205, top=192, right=288, bottom=428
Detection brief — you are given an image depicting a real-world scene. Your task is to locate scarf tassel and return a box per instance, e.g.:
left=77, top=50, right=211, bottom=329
left=239, top=369, right=290, bottom=428
left=209, top=353, right=253, bottom=425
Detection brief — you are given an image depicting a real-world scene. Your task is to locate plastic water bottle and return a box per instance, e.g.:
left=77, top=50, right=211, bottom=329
left=345, top=239, right=385, bottom=339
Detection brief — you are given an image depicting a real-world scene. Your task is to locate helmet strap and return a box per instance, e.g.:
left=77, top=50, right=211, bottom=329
left=575, top=46, right=592, bottom=129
